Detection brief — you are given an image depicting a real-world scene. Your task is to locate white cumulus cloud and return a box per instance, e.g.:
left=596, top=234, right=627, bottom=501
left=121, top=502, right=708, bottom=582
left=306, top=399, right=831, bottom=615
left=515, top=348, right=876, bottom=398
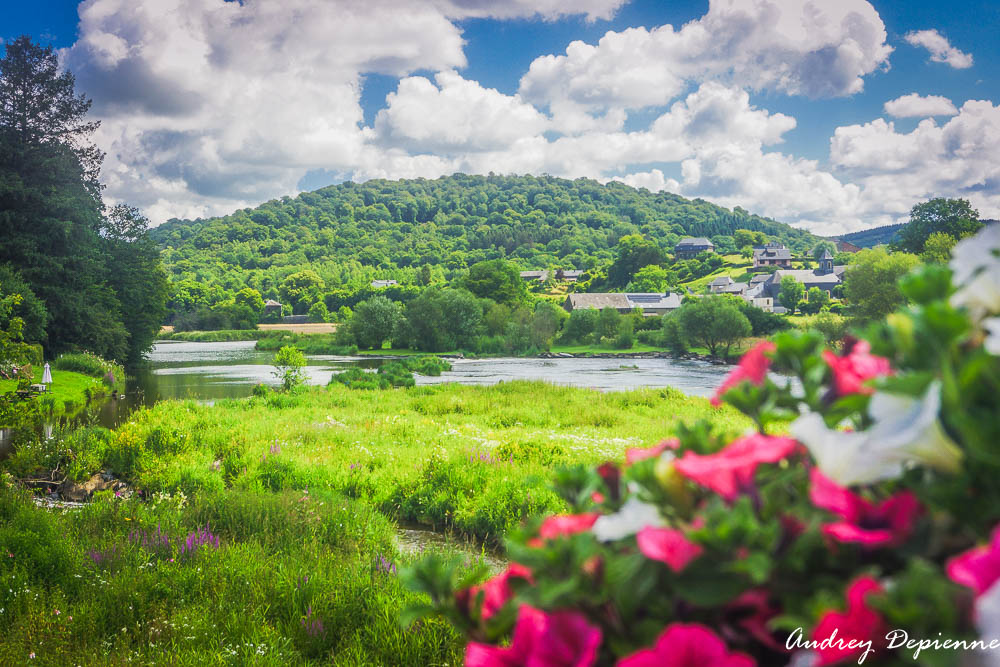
left=884, top=93, right=958, bottom=118
left=519, top=0, right=892, bottom=120
left=372, top=70, right=548, bottom=153
left=905, top=29, right=973, bottom=69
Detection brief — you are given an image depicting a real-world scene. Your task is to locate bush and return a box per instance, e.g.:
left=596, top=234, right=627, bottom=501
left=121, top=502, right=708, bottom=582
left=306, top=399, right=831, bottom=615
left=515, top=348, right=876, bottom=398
left=272, top=346, right=307, bottom=391
left=52, top=352, right=123, bottom=381
left=407, top=225, right=1000, bottom=667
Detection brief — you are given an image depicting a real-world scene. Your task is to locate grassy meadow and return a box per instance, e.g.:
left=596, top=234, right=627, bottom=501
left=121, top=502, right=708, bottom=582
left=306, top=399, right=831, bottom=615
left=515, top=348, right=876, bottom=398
left=1, top=381, right=750, bottom=664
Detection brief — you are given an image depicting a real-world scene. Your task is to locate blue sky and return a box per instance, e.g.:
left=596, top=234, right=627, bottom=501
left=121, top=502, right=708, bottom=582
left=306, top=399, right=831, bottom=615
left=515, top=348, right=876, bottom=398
left=4, top=0, right=999, bottom=233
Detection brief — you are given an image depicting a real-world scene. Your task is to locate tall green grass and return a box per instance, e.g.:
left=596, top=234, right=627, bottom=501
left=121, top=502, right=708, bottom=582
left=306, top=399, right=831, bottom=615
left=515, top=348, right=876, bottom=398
left=0, top=482, right=465, bottom=665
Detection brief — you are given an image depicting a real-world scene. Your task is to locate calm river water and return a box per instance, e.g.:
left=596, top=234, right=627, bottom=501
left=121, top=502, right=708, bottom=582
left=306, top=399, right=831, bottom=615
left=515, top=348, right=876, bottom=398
left=87, top=340, right=734, bottom=427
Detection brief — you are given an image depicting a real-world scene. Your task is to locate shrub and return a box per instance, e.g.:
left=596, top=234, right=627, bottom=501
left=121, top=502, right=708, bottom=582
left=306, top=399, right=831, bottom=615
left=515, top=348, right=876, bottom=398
left=52, top=352, right=124, bottom=381
left=272, top=346, right=307, bottom=391
left=405, top=225, right=1000, bottom=667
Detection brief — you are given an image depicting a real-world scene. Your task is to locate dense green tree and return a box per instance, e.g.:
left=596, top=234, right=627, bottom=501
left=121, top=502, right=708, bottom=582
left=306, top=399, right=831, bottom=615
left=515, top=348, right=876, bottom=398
left=349, top=296, right=402, bottom=350
left=461, top=259, right=527, bottom=305
left=626, top=264, right=670, bottom=292
left=843, top=247, right=920, bottom=321
left=528, top=301, right=567, bottom=350
left=307, top=300, right=330, bottom=323
left=279, top=270, right=325, bottom=313
left=779, top=276, right=805, bottom=313
left=560, top=309, right=599, bottom=344
left=894, top=198, right=982, bottom=253
left=677, top=296, right=752, bottom=357
left=736, top=300, right=790, bottom=336
left=596, top=307, right=623, bottom=341
left=660, top=313, right=687, bottom=355
left=399, top=288, right=482, bottom=352
left=607, top=235, right=665, bottom=287
left=920, top=232, right=957, bottom=264
left=810, top=311, right=849, bottom=347
left=800, top=287, right=831, bottom=315
left=0, top=265, right=47, bottom=343
left=811, top=241, right=837, bottom=259
left=272, top=346, right=306, bottom=391
left=102, top=205, right=169, bottom=362
left=235, top=287, right=265, bottom=314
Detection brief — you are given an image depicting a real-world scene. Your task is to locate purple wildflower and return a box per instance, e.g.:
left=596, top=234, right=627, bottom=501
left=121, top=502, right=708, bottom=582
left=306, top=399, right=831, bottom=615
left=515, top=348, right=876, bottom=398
left=179, top=523, right=220, bottom=558
left=300, top=605, right=325, bottom=638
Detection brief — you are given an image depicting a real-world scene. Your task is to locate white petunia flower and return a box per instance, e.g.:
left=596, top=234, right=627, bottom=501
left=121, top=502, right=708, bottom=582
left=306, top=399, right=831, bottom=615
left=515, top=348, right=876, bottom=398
left=950, top=225, right=1000, bottom=286
left=790, top=413, right=901, bottom=486
left=791, top=381, right=961, bottom=486
left=950, top=269, right=1000, bottom=321
left=984, top=318, right=1000, bottom=356
left=591, top=497, right=665, bottom=542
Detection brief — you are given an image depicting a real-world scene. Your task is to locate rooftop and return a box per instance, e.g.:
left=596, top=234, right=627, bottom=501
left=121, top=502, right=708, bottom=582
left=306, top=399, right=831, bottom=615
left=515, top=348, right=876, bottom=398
left=676, top=237, right=714, bottom=246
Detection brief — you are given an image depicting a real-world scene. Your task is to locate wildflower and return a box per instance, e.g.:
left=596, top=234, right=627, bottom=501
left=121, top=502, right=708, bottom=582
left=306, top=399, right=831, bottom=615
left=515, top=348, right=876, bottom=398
left=635, top=527, right=702, bottom=573
left=791, top=381, right=962, bottom=486
left=465, top=605, right=601, bottom=667
left=711, top=341, right=775, bottom=407
left=29, top=653, right=35, bottom=659
left=592, top=498, right=665, bottom=542
left=823, top=339, right=892, bottom=396
left=462, top=564, right=533, bottom=621
left=625, top=438, right=678, bottom=465
left=54, top=609, right=60, bottom=616
left=809, top=470, right=922, bottom=547
left=673, top=434, right=799, bottom=501
left=811, top=577, right=886, bottom=666
left=617, top=623, right=754, bottom=667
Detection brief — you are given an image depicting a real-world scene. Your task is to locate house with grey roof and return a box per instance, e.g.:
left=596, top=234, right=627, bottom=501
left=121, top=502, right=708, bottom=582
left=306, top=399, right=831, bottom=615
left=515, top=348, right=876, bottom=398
left=753, top=242, right=792, bottom=268
left=763, top=250, right=845, bottom=299
left=371, top=279, right=398, bottom=288
left=709, top=275, right=734, bottom=292
left=564, top=292, right=682, bottom=316
left=674, top=237, right=715, bottom=259
left=519, top=270, right=549, bottom=283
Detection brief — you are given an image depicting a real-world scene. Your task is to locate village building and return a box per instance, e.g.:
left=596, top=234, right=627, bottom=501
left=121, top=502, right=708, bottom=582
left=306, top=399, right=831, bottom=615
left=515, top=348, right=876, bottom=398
left=752, top=242, right=793, bottom=268
left=557, top=269, right=584, bottom=282
left=763, top=249, right=845, bottom=298
left=564, top=292, right=682, bottom=316
left=371, top=279, right=398, bottom=288
left=674, top=237, right=715, bottom=259
left=519, top=270, right=549, bottom=283
left=264, top=299, right=282, bottom=315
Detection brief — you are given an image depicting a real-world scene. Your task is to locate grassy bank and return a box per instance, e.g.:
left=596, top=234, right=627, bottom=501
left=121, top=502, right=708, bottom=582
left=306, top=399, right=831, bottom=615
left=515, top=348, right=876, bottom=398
left=157, top=329, right=267, bottom=342
left=0, top=368, right=116, bottom=418
left=1, top=382, right=749, bottom=663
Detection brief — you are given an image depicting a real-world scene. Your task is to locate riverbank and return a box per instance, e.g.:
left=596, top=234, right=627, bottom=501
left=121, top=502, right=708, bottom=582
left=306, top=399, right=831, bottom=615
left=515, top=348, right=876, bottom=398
left=0, top=381, right=748, bottom=664
left=0, top=368, right=117, bottom=417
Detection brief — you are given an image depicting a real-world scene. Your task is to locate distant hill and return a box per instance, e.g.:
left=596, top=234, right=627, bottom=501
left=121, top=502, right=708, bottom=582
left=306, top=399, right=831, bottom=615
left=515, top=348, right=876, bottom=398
left=150, top=174, right=822, bottom=314
left=837, top=223, right=906, bottom=248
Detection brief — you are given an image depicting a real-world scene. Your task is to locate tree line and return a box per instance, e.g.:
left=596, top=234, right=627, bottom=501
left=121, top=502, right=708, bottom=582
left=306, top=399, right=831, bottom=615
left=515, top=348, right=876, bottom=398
left=0, top=37, right=167, bottom=364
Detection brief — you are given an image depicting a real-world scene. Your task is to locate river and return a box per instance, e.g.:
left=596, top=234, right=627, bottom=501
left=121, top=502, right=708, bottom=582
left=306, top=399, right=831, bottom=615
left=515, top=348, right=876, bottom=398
left=86, top=340, right=734, bottom=428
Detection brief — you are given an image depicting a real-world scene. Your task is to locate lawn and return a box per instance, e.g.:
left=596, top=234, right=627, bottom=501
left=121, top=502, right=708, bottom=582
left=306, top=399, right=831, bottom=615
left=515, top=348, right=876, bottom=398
left=0, top=381, right=750, bottom=664
left=0, top=368, right=111, bottom=417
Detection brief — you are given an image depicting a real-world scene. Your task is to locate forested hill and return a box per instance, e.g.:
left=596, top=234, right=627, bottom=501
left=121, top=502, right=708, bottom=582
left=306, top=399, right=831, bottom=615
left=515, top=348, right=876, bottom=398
left=152, top=174, right=818, bottom=291
left=837, top=223, right=905, bottom=248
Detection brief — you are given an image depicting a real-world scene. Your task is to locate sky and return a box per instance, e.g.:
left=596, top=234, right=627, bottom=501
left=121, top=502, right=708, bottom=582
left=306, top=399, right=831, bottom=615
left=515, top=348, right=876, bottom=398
left=4, top=0, right=999, bottom=235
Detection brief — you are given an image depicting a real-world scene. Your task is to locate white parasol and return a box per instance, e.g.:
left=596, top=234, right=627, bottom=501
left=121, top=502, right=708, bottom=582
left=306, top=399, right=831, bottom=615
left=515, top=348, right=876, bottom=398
left=42, top=362, right=52, bottom=384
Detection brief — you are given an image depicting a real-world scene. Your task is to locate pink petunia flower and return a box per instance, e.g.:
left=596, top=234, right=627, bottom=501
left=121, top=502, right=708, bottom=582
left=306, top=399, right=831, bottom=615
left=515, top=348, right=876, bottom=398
left=726, top=590, right=785, bottom=652
left=823, top=339, right=892, bottom=397
left=947, top=525, right=1000, bottom=597
left=673, top=434, right=799, bottom=501
left=538, top=514, right=600, bottom=540
left=617, top=623, right=755, bottom=667
left=809, top=469, right=922, bottom=547
left=635, top=527, right=703, bottom=573
left=812, top=577, right=886, bottom=666
left=625, top=439, right=679, bottom=465
left=465, top=605, right=602, bottom=667
left=465, top=564, right=534, bottom=621
left=711, top=341, right=775, bottom=407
